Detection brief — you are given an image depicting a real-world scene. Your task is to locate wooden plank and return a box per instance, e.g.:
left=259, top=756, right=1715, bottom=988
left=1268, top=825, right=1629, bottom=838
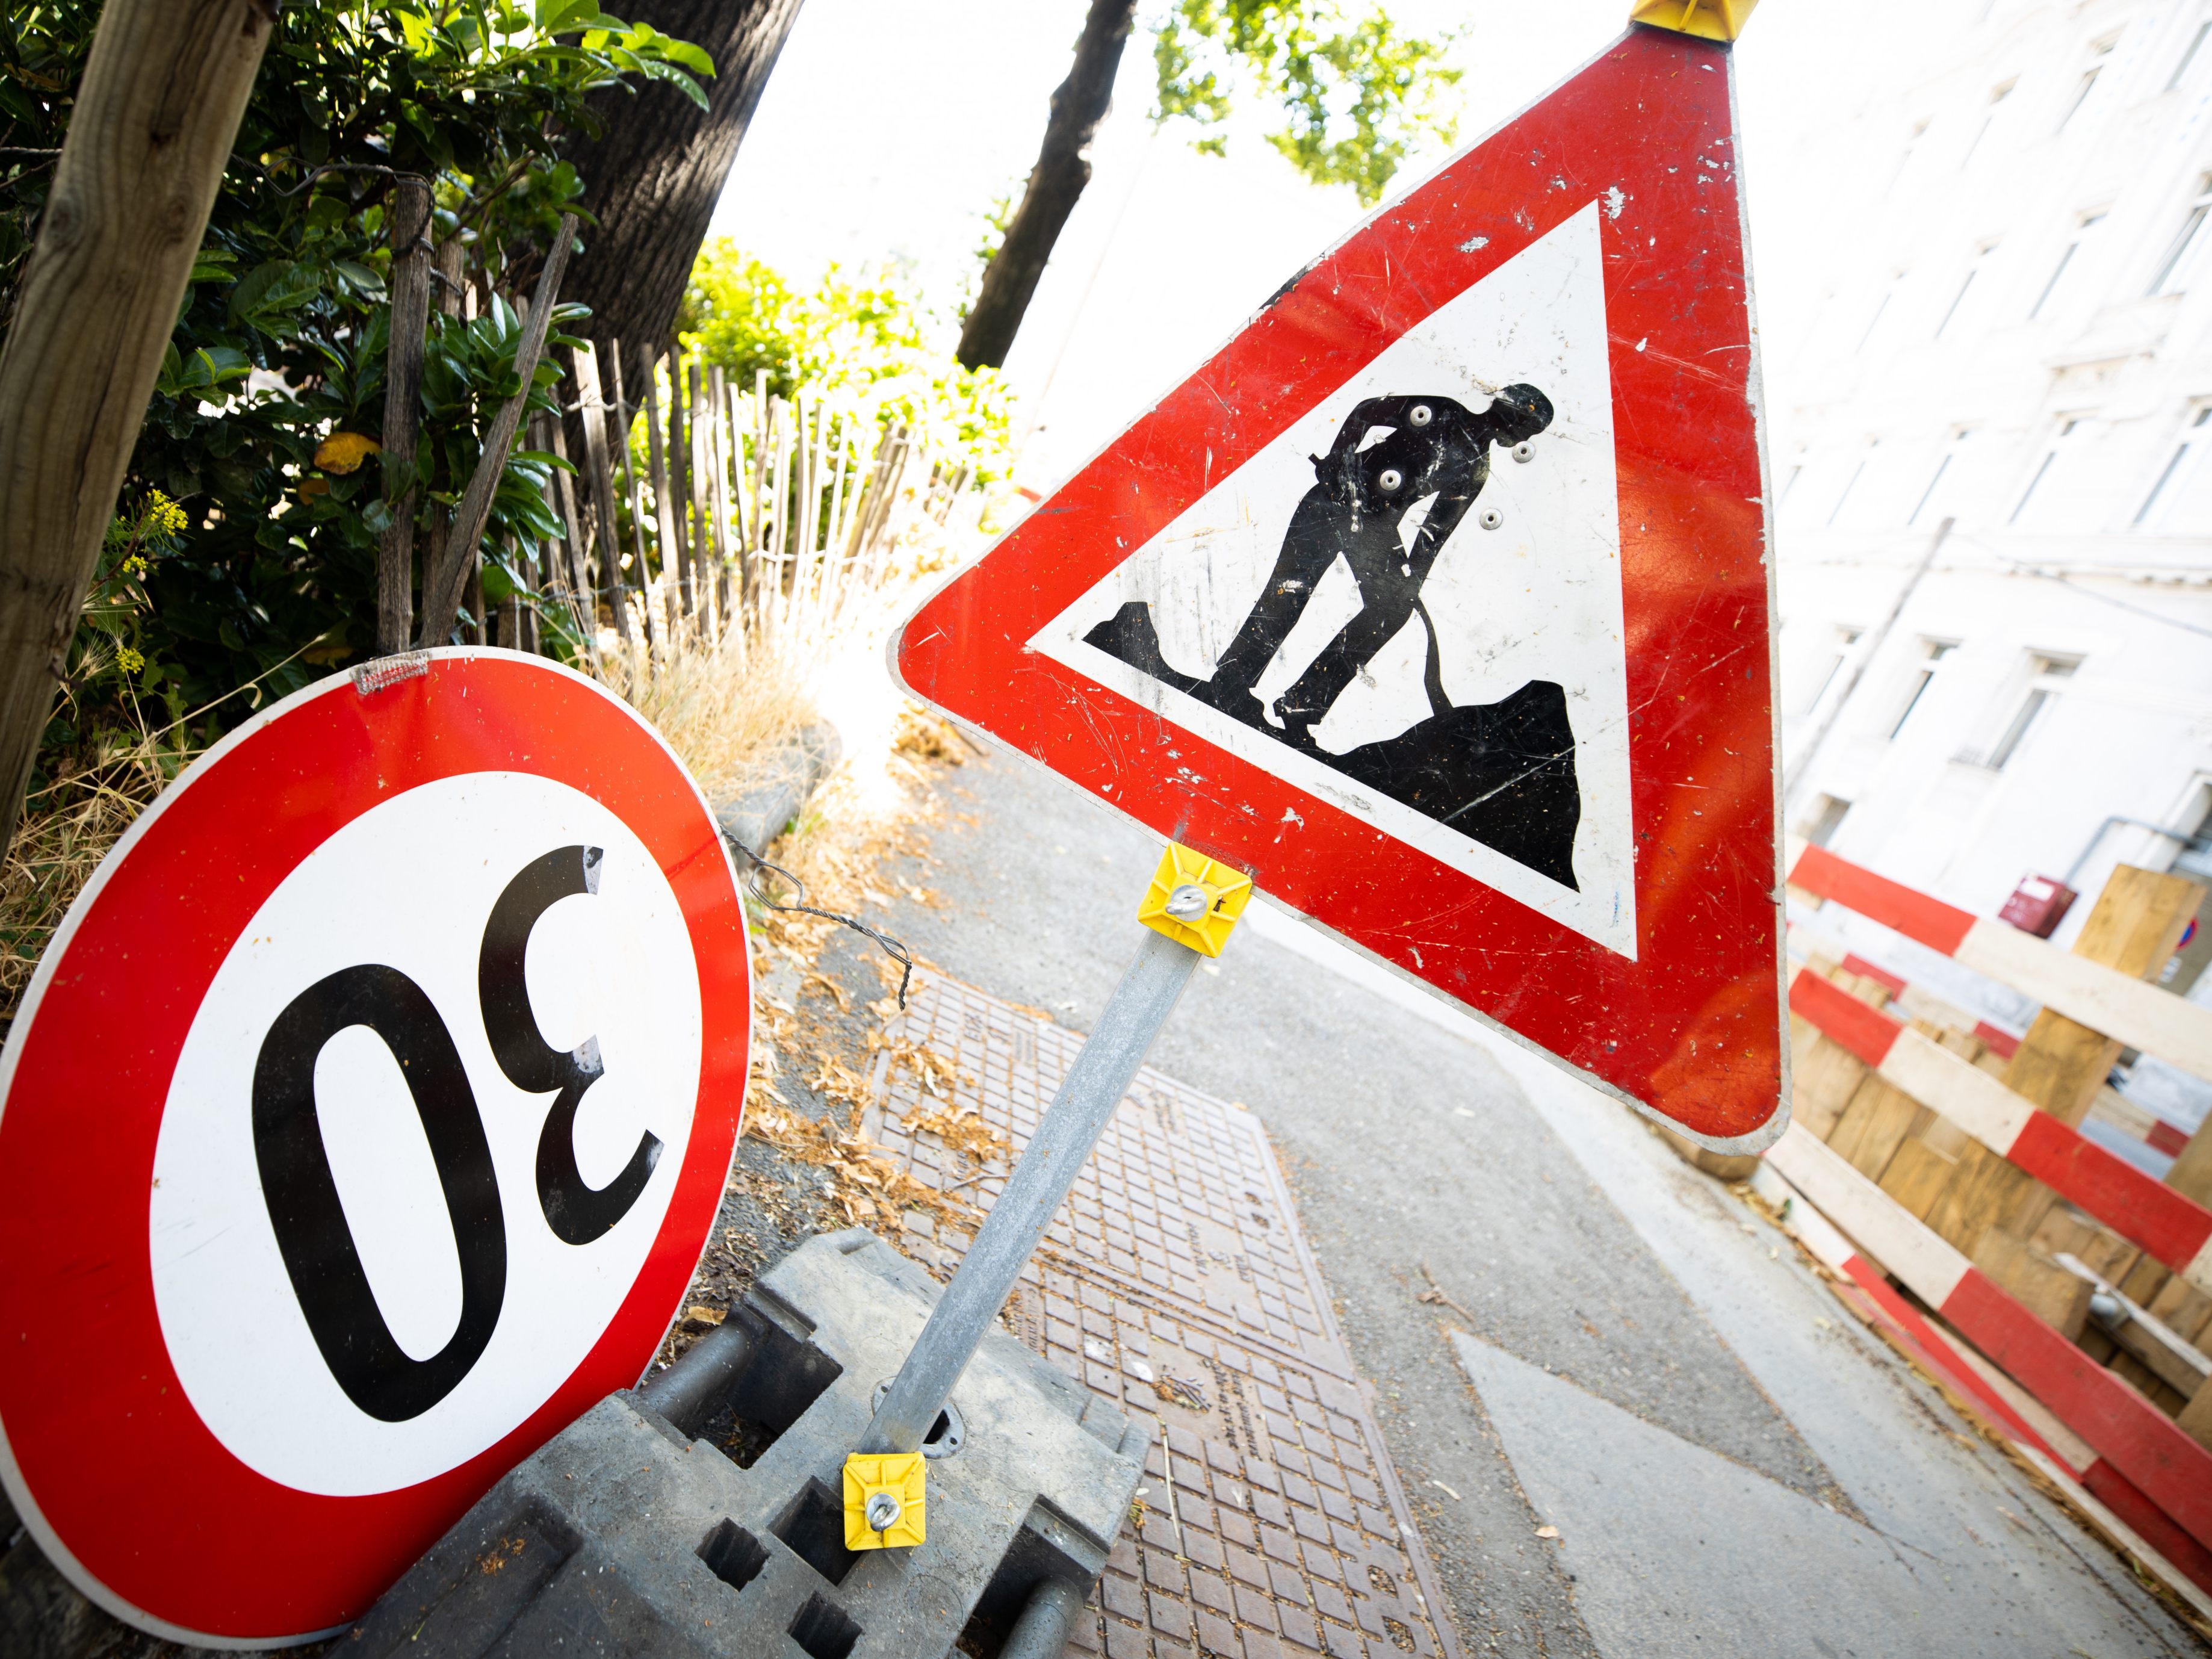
left=2122, top=1256, right=2172, bottom=1308
left=2147, top=1276, right=2212, bottom=1348
left=2179, top=1374, right=2212, bottom=1451
left=1827, top=1073, right=1921, bottom=1180
left=2170, top=1117, right=2212, bottom=1210
left=1791, top=1030, right=1868, bottom=1143
left=1971, top=1231, right=2091, bottom=1343
left=2000, top=866, right=2205, bottom=1124
left=1924, top=1140, right=2056, bottom=1260
left=1879, top=1135, right=1957, bottom=1220
left=608, top=343, right=657, bottom=650
left=1914, top=864, right=2210, bottom=1306
left=568, top=346, right=631, bottom=646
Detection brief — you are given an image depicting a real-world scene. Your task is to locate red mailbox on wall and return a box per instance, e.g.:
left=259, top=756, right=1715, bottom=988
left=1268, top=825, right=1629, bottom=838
left=1999, top=873, right=2077, bottom=938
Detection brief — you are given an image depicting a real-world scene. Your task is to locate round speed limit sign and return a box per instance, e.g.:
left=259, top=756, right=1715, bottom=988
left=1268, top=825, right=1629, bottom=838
left=0, top=651, right=752, bottom=1646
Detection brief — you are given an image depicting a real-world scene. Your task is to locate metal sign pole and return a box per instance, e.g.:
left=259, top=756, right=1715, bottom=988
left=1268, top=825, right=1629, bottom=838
left=855, top=845, right=1253, bottom=1464
left=859, top=926, right=1198, bottom=1454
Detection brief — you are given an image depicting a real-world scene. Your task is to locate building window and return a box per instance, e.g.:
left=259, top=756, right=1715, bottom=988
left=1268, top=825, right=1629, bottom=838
left=2057, top=39, right=2117, bottom=132
left=1858, top=279, right=1900, bottom=352
left=1798, top=627, right=1863, bottom=716
left=1986, top=654, right=2081, bottom=769
left=1889, top=640, right=1959, bottom=739
left=2134, top=405, right=2212, bottom=525
left=1802, top=795, right=1853, bottom=849
left=2172, top=19, right=2212, bottom=90
left=1827, top=443, right=1878, bottom=526
left=1962, top=79, right=2018, bottom=169
left=2150, top=175, right=2212, bottom=294
left=2030, top=211, right=2106, bottom=318
left=2010, top=418, right=2083, bottom=524
left=1938, top=244, right=1998, bottom=337
left=1910, top=429, right=1974, bottom=525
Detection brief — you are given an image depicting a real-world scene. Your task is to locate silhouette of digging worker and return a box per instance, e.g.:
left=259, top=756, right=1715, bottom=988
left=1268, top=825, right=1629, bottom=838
left=1200, top=385, right=1554, bottom=743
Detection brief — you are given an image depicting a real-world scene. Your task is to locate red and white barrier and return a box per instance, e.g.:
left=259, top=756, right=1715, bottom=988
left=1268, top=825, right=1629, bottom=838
left=1787, top=843, right=2212, bottom=1085
left=1827, top=950, right=2026, bottom=1058
left=1788, top=970, right=2212, bottom=1292
left=1767, top=1123, right=2212, bottom=1553
left=1755, top=1153, right=2212, bottom=1602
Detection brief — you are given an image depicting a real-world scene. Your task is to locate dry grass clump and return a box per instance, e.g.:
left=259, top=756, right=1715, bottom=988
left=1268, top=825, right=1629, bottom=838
left=0, top=733, right=181, bottom=1032
left=592, top=630, right=819, bottom=805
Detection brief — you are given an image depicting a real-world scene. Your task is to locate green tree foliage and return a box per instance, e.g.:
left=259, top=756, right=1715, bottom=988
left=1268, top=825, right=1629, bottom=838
left=1151, top=0, right=1460, bottom=205
left=680, top=240, right=1015, bottom=483
left=0, top=2, right=707, bottom=780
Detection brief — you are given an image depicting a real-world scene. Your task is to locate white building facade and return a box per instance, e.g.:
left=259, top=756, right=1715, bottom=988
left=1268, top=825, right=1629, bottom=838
left=1768, top=0, right=2212, bottom=1006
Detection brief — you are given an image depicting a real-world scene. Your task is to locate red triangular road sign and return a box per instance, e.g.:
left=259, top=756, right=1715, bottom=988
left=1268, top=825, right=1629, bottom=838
left=897, top=26, right=1785, bottom=1149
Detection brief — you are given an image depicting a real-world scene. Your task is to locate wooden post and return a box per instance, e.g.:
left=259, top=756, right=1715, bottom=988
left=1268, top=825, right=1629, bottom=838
left=2005, top=865, right=2204, bottom=1126
left=645, top=357, right=682, bottom=642
left=378, top=176, right=432, bottom=654
left=1919, top=864, right=2205, bottom=1303
left=688, top=358, right=712, bottom=634
left=707, top=365, right=733, bottom=635
left=568, top=346, right=630, bottom=646
left=417, top=217, right=575, bottom=648
left=609, top=345, right=660, bottom=651
left=0, top=0, right=275, bottom=849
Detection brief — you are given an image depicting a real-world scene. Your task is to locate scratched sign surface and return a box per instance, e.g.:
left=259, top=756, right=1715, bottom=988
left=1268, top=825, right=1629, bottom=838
left=897, top=27, right=1785, bottom=1148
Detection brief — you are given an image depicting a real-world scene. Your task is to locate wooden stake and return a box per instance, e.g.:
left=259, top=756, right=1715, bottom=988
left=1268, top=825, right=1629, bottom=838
left=417, top=214, right=577, bottom=646
left=644, top=356, right=681, bottom=642
left=0, top=0, right=275, bottom=848
left=568, top=346, right=630, bottom=645
left=609, top=344, right=659, bottom=651
left=378, top=176, right=431, bottom=654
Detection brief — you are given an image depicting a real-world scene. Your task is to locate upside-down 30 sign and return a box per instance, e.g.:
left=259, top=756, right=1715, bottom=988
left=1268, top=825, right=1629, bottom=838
left=0, top=652, right=751, bottom=1646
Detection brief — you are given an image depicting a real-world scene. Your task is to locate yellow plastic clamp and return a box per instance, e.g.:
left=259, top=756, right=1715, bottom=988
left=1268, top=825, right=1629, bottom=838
left=843, top=1451, right=927, bottom=1551
left=1630, top=0, right=1756, bottom=40
left=1136, top=843, right=1253, bottom=958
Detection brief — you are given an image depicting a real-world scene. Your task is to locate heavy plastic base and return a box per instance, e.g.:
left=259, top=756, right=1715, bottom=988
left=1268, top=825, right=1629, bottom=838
left=348, top=1230, right=1149, bottom=1658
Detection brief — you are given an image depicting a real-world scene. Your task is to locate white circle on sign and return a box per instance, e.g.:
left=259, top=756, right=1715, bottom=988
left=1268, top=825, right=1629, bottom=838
left=149, top=771, right=702, bottom=1496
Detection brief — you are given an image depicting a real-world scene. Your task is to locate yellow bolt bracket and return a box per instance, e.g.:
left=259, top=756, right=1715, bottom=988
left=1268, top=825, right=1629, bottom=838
left=1136, top=843, right=1252, bottom=958
left=1630, top=0, right=1756, bottom=40
left=843, top=1451, right=926, bottom=1551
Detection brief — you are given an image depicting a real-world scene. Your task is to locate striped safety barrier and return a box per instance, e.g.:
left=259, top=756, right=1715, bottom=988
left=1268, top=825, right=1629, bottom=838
left=1755, top=1155, right=2212, bottom=1600
left=1787, top=843, right=2212, bottom=1085
left=1788, top=970, right=2212, bottom=1292
left=1768, top=1123, right=2212, bottom=1553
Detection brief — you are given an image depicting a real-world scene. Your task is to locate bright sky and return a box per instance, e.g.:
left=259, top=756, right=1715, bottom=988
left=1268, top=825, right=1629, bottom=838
left=712, top=2, right=1951, bottom=487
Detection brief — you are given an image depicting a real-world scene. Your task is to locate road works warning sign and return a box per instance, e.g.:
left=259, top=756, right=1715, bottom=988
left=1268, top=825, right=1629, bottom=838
left=0, top=653, right=750, bottom=1645
left=897, top=26, right=1786, bottom=1148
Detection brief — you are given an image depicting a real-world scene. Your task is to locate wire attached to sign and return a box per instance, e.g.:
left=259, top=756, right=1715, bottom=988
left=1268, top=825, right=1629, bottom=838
left=721, top=833, right=914, bottom=1009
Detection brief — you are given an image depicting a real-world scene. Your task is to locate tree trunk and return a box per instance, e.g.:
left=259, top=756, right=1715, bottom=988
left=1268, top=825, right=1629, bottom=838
left=956, top=0, right=1136, bottom=371
left=562, top=0, right=807, bottom=405
left=0, top=0, right=275, bottom=849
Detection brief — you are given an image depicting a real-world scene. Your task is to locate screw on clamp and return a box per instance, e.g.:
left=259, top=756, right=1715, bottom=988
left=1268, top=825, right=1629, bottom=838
left=842, top=1451, right=927, bottom=1551
left=1136, top=843, right=1253, bottom=958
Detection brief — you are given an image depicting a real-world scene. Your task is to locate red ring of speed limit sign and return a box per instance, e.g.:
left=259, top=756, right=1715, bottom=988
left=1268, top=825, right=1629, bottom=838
left=0, top=651, right=752, bottom=1645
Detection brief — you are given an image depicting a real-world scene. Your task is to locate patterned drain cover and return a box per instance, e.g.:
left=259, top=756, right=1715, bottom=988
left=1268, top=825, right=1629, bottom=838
left=861, top=976, right=1461, bottom=1659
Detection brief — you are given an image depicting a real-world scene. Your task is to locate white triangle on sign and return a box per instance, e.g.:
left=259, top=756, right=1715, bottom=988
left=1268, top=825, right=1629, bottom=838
left=1033, top=201, right=1637, bottom=957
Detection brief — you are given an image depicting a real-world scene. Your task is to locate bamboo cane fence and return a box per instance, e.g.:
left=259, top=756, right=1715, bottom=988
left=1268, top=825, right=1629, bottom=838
left=497, top=340, right=976, bottom=668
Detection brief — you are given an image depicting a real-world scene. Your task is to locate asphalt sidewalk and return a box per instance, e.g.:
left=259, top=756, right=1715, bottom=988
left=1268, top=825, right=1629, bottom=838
left=870, top=730, right=2203, bottom=1659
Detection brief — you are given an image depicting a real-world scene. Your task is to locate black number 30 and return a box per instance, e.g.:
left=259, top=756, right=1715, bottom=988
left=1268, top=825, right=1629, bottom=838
left=251, top=845, right=663, bottom=1423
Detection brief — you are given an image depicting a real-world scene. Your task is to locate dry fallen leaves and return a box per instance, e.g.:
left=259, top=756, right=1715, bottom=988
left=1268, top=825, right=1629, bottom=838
left=742, top=1099, right=975, bottom=1235
left=904, top=1103, right=1011, bottom=1163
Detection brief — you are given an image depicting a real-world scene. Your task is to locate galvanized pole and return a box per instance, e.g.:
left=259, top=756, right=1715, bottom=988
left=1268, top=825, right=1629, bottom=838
left=858, top=925, right=1201, bottom=1454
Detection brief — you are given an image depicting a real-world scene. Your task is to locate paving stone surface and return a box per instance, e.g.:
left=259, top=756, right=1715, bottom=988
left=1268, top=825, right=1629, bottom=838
left=861, top=973, right=1459, bottom=1659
